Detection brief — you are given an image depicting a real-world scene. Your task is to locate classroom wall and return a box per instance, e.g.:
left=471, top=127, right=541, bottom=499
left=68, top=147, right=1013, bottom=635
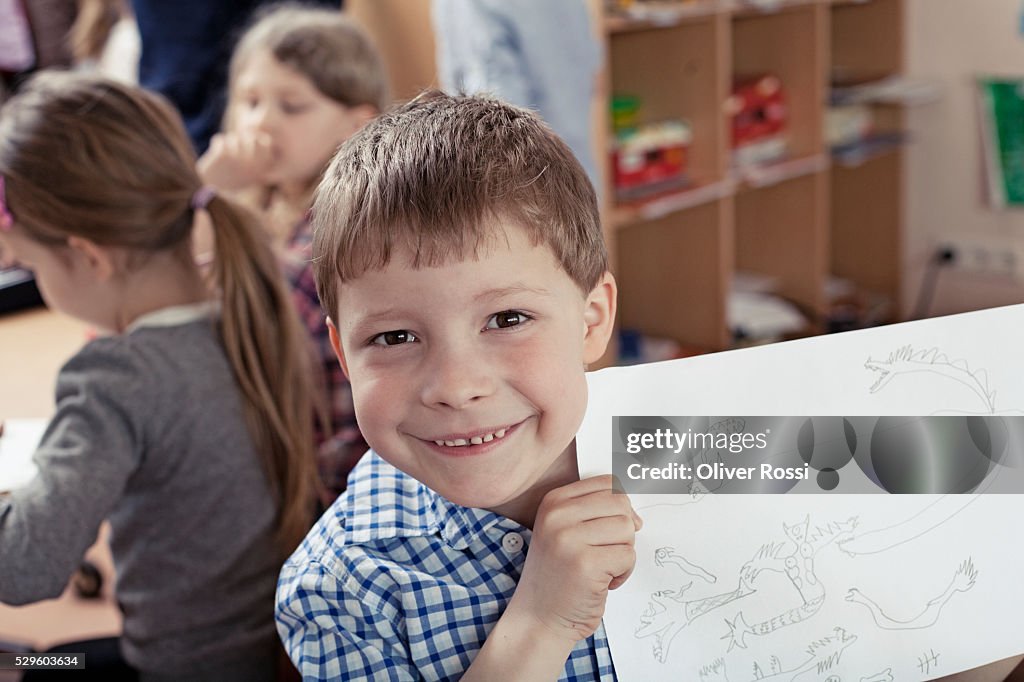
left=903, top=0, right=1024, bottom=317
left=346, top=0, right=437, bottom=102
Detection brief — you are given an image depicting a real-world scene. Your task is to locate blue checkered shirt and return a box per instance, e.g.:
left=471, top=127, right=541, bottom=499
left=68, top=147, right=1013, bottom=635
left=276, top=451, right=618, bottom=681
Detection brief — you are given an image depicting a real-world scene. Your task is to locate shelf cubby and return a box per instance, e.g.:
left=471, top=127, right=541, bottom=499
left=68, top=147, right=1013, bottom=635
left=735, top=172, right=828, bottom=317
left=615, top=200, right=733, bottom=350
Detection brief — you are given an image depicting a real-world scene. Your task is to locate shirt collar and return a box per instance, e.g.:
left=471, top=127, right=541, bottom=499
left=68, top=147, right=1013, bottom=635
left=125, top=300, right=219, bottom=333
left=343, top=451, right=522, bottom=550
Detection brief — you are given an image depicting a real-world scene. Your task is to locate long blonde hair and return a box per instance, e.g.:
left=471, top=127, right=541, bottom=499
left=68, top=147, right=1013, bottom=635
left=0, top=73, right=316, bottom=553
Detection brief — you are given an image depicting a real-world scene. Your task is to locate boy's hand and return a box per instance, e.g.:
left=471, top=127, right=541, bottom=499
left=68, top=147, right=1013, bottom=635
left=509, top=475, right=642, bottom=645
left=197, top=131, right=274, bottom=192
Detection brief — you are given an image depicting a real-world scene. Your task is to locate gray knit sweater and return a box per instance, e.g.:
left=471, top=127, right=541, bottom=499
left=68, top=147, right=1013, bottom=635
left=0, top=306, right=281, bottom=678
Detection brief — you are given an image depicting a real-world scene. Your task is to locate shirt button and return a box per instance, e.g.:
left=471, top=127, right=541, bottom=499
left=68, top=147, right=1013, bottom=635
left=502, top=532, right=524, bottom=554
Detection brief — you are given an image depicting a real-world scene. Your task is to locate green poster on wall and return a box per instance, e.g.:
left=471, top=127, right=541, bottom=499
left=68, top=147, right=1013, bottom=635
left=978, top=77, right=1024, bottom=208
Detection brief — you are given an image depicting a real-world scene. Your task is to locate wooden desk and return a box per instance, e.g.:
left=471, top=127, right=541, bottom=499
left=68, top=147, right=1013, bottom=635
left=0, top=307, right=122, bottom=651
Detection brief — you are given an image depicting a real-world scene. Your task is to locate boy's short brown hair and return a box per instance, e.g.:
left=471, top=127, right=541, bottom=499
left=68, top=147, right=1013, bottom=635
left=229, top=4, right=390, bottom=113
left=311, top=90, right=608, bottom=320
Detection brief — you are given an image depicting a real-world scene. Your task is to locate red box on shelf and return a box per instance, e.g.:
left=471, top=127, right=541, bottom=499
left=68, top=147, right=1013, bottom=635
left=728, top=74, right=788, bottom=166
left=611, top=120, right=692, bottom=200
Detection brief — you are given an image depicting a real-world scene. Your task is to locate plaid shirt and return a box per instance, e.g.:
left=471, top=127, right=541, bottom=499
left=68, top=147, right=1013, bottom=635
left=282, top=218, right=368, bottom=502
left=276, top=451, right=618, bottom=681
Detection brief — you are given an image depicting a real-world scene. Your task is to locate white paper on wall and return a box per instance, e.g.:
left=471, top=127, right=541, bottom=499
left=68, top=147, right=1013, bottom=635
left=577, top=304, right=1024, bottom=680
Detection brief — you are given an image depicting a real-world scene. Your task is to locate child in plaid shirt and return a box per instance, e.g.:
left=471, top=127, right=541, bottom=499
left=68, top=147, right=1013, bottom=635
left=275, top=90, right=1024, bottom=682
left=275, top=91, right=641, bottom=680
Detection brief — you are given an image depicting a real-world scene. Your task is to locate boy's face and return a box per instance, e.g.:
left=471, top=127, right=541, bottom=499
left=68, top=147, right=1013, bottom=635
left=330, top=222, right=615, bottom=524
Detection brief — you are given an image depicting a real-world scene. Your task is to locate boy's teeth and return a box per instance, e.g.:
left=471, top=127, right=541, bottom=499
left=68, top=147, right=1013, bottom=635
left=435, top=427, right=511, bottom=447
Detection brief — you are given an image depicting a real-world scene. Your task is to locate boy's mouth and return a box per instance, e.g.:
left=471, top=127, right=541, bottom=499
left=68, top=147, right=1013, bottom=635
left=419, top=420, right=527, bottom=454
left=432, top=427, right=510, bottom=448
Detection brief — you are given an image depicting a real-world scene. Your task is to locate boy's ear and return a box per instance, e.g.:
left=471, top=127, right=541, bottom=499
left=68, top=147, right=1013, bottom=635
left=327, top=317, right=351, bottom=379
left=582, top=271, right=617, bottom=364
left=66, top=235, right=115, bottom=281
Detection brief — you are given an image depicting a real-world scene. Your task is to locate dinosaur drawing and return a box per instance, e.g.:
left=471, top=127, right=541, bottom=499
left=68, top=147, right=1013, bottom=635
left=635, top=544, right=771, bottom=662
left=749, top=627, right=858, bottom=681
left=845, top=559, right=977, bottom=630
left=636, top=516, right=856, bottom=662
left=865, top=346, right=996, bottom=413
left=655, top=546, right=717, bottom=584
left=844, top=346, right=1019, bottom=555
left=836, top=484, right=1001, bottom=556
left=723, top=516, right=857, bottom=651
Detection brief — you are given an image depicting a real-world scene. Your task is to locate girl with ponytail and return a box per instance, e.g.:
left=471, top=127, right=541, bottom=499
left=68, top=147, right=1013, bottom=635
left=0, top=72, right=316, bottom=681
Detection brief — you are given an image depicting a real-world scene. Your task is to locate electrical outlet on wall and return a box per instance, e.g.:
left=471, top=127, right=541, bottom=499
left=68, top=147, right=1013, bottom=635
left=936, top=235, right=1024, bottom=279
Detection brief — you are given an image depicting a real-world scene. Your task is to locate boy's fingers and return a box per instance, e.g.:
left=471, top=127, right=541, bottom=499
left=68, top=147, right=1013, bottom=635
left=545, top=474, right=615, bottom=502
left=578, top=515, right=638, bottom=547
left=544, top=488, right=634, bottom=527
left=603, top=544, right=637, bottom=589
left=608, top=563, right=635, bottom=591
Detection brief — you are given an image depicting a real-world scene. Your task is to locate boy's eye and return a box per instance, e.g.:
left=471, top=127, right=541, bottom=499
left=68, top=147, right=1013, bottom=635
left=370, top=330, right=418, bottom=346
left=485, top=310, right=530, bottom=330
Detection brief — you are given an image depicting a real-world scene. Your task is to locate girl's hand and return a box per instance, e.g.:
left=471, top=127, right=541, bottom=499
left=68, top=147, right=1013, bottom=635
left=197, top=131, right=274, bottom=192
left=508, top=475, right=642, bottom=646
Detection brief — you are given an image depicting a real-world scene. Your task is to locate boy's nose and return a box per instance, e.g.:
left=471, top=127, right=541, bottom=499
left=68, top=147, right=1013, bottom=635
left=420, top=346, right=496, bottom=410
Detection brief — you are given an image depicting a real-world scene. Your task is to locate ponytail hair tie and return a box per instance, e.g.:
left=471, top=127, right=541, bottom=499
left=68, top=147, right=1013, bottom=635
left=0, top=176, right=13, bottom=231
left=190, top=185, right=217, bottom=211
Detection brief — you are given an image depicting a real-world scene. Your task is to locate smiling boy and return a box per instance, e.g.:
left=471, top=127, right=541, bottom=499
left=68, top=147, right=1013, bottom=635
left=275, top=91, right=641, bottom=680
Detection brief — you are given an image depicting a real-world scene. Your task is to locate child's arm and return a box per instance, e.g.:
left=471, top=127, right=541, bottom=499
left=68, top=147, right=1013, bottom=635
left=462, top=475, right=641, bottom=681
left=0, top=344, right=141, bottom=603
left=276, top=552, right=419, bottom=681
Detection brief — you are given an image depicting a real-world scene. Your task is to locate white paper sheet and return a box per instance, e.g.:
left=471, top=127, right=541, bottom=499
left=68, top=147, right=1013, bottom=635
left=577, top=305, right=1024, bottom=681
left=0, top=418, right=45, bottom=492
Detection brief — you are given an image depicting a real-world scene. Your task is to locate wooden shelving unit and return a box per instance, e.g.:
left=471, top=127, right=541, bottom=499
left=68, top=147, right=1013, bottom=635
left=601, top=0, right=907, bottom=353
left=829, top=0, right=905, bottom=317
left=346, top=0, right=911, bottom=359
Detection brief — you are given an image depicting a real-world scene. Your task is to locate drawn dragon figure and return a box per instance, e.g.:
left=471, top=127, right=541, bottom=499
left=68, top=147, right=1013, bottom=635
left=635, top=516, right=856, bottom=663
left=750, top=627, right=858, bottom=682
left=722, top=515, right=857, bottom=651
left=635, top=545, right=769, bottom=663
left=843, top=345, right=1020, bottom=556
left=864, top=345, right=997, bottom=413
left=845, top=558, right=978, bottom=630
left=654, top=546, right=717, bottom=584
